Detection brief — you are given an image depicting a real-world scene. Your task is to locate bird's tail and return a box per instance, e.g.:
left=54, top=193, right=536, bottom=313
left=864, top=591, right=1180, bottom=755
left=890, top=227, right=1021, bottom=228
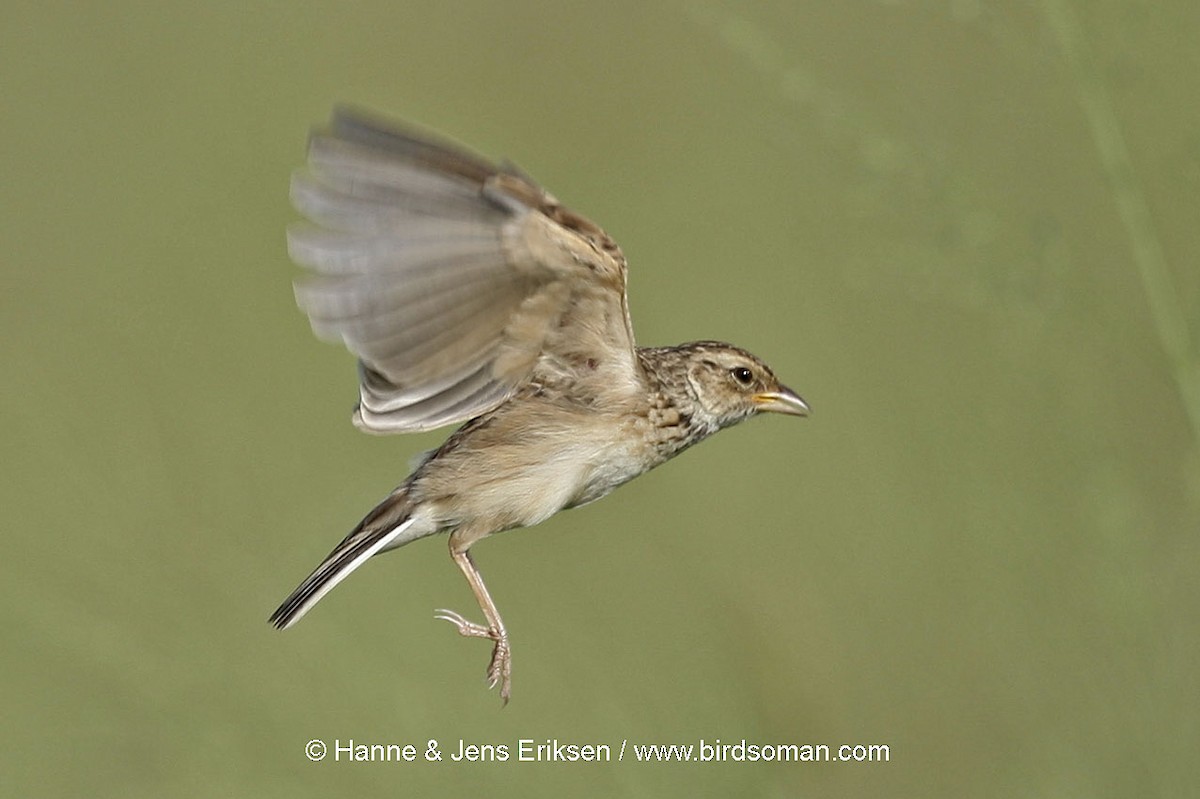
left=269, top=486, right=431, bottom=630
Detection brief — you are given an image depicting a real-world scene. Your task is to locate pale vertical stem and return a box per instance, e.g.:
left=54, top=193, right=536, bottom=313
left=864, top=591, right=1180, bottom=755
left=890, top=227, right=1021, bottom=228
left=1043, top=0, right=1200, bottom=443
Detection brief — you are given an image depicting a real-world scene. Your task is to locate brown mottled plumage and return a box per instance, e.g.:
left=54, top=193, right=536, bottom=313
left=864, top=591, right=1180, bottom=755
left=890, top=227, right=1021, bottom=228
left=270, top=107, right=809, bottom=703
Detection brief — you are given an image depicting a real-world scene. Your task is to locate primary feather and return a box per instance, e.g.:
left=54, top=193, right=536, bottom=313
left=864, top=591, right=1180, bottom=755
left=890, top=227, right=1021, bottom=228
left=287, top=107, right=639, bottom=434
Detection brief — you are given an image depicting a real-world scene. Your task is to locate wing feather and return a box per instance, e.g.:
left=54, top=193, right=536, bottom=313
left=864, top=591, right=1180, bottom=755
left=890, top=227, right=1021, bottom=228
left=288, top=106, right=640, bottom=433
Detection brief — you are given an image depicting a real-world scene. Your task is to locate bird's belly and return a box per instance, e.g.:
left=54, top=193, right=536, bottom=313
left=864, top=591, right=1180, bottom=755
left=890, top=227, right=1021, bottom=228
left=568, top=444, right=649, bottom=508
left=519, top=440, right=647, bottom=520
left=438, top=435, right=647, bottom=532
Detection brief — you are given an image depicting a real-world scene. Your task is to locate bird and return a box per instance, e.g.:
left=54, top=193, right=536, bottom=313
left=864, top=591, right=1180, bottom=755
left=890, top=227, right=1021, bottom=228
left=269, top=106, right=809, bottom=703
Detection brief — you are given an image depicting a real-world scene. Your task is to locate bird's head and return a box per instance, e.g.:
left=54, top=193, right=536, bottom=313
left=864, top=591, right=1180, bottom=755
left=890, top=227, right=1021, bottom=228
left=680, top=342, right=809, bottom=429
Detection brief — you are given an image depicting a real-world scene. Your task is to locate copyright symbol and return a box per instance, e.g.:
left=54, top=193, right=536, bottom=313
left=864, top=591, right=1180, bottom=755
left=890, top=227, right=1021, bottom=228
left=305, top=739, right=327, bottom=761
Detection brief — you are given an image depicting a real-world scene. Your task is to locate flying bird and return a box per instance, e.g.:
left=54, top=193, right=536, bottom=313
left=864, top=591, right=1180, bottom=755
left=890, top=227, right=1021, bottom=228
left=270, top=107, right=809, bottom=702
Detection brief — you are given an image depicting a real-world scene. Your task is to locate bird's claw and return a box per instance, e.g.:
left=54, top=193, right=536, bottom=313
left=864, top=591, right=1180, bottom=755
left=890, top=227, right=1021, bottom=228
left=434, top=608, right=512, bottom=703
left=434, top=608, right=492, bottom=638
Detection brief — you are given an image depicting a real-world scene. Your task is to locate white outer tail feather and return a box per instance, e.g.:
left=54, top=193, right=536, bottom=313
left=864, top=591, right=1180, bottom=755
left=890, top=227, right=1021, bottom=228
left=272, top=516, right=420, bottom=630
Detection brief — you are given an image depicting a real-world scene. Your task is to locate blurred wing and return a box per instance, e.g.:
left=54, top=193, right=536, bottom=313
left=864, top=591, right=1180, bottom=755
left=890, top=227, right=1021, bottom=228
left=288, top=107, right=639, bottom=433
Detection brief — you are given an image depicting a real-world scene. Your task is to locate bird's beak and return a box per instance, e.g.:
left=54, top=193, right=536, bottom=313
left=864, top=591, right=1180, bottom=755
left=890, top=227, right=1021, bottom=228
left=753, top=386, right=810, bottom=416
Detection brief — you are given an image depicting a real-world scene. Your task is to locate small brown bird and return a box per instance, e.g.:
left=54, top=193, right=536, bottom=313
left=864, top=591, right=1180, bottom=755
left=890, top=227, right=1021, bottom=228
left=270, top=107, right=809, bottom=702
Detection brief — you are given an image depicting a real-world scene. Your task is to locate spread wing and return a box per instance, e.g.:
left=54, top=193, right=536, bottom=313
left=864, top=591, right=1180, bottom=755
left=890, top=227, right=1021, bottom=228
left=287, top=106, right=640, bottom=433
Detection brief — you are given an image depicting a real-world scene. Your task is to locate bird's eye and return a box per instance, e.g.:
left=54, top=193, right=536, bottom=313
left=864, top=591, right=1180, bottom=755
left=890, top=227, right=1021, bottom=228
left=731, top=366, right=754, bottom=385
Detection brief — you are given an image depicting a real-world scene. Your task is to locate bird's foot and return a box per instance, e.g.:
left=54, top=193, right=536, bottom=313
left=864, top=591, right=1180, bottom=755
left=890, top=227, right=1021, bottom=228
left=434, top=608, right=512, bottom=703
left=434, top=608, right=492, bottom=638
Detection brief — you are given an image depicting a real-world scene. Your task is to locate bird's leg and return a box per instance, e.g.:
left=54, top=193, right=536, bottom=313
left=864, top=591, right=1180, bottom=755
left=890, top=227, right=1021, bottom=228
left=434, top=547, right=511, bottom=703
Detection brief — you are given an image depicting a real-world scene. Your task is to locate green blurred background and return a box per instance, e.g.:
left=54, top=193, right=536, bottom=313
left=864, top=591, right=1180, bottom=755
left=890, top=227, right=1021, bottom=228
left=3, top=1, right=1197, bottom=796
